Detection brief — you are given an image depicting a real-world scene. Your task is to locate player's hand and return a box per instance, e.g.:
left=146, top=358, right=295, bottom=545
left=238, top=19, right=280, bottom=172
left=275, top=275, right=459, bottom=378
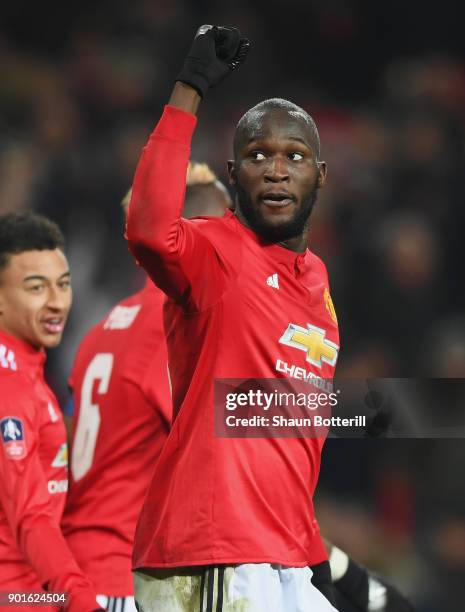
left=176, top=25, right=251, bottom=98
left=331, top=551, right=415, bottom=612
left=368, top=572, right=415, bottom=612
left=329, top=546, right=415, bottom=612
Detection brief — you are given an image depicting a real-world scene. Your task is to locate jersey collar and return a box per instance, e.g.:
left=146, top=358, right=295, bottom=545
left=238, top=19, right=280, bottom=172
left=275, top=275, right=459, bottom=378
left=0, top=329, right=46, bottom=371
left=143, top=275, right=163, bottom=295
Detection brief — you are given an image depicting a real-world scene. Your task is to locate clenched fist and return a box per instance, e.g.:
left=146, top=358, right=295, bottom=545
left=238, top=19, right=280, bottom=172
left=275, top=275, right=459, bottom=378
left=176, top=25, right=251, bottom=98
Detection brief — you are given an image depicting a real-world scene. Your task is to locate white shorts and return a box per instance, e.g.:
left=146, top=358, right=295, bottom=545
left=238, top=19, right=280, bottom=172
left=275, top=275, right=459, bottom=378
left=96, top=594, right=138, bottom=612
left=133, top=563, right=338, bottom=612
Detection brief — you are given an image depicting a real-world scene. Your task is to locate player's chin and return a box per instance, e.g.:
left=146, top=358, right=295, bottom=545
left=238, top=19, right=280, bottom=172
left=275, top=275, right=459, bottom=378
left=39, top=332, right=64, bottom=349
left=257, top=204, right=297, bottom=226
left=256, top=217, right=303, bottom=242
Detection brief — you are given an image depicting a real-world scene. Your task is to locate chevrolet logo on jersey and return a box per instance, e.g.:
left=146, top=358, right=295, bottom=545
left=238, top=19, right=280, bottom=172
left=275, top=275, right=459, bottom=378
left=279, top=323, right=339, bottom=368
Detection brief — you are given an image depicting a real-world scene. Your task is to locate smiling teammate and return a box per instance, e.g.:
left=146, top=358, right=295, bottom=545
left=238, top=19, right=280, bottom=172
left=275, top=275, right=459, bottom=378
left=0, top=212, right=102, bottom=612
left=126, top=25, right=340, bottom=611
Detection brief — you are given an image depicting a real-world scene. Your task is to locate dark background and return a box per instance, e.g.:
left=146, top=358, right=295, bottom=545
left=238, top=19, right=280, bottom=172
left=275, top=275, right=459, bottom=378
left=1, top=1, right=464, bottom=609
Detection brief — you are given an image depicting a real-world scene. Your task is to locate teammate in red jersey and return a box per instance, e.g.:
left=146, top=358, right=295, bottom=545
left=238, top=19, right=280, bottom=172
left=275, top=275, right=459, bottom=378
left=126, top=25, right=340, bottom=611
left=61, top=163, right=231, bottom=611
left=0, top=212, right=102, bottom=612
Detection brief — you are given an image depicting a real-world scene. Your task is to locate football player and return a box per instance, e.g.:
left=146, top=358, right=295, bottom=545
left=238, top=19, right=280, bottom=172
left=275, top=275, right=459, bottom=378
left=126, top=25, right=415, bottom=612
left=126, top=24, right=338, bottom=611
left=0, top=212, right=102, bottom=612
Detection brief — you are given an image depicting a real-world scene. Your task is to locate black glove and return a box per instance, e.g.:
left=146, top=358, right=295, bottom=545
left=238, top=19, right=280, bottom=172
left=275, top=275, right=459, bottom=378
left=334, top=558, right=415, bottom=611
left=176, top=24, right=250, bottom=98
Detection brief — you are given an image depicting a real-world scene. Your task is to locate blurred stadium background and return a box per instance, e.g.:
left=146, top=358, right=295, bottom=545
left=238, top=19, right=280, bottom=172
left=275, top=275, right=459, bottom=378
left=1, top=1, right=464, bottom=609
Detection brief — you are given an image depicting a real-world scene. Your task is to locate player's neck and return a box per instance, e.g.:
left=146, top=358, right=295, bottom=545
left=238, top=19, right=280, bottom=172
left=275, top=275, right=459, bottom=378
left=234, top=210, right=309, bottom=253
left=278, top=233, right=308, bottom=253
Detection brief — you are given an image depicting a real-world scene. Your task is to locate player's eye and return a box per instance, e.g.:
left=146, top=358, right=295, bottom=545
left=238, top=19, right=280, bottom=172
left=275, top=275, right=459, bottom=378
left=251, top=151, right=266, bottom=161
left=289, top=152, right=304, bottom=161
left=58, top=279, right=71, bottom=290
left=27, top=284, right=45, bottom=293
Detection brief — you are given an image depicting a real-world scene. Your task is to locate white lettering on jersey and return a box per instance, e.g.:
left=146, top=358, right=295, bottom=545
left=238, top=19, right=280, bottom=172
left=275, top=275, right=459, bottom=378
left=48, top=479, right=68, bottom=494
left=275, top=359, right=333, bottom=393
left=0, top=345, right=17, bottom=370
left=103, top=305, right=141, bottom=330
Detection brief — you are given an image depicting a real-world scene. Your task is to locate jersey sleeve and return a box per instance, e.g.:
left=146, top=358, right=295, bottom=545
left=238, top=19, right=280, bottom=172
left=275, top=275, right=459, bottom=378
left=126, top=105, right=236, bottom=311
left=0, top=379, right=101, bottom=611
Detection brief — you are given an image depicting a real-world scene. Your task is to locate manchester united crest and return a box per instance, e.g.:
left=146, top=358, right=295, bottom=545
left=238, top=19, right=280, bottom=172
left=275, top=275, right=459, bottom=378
left=324, top=288, right=338, bottom=324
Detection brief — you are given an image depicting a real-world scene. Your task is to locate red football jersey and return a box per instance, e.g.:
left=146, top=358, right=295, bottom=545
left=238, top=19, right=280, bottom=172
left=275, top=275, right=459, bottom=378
left=62, top=281, right=171, bottom=596
left=0, top=330, right=99, bottom=612
left=126, top=106, right=340, bottom=569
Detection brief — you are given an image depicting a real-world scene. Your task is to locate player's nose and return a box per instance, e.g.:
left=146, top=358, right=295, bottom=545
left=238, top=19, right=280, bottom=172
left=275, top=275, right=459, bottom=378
left=264, top=156, right=289, bottom=182
left=45, top=286, right=68, bottom=311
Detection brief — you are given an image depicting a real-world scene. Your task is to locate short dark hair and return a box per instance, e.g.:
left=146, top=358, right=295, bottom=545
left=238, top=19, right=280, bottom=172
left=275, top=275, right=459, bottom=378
left=0, top=212, right=65, bottom=271
left=233, top=97, right=321, bottom=159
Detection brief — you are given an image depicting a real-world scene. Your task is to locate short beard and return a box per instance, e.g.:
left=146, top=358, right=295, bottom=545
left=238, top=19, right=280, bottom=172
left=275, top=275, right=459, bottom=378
left=235, top=183, right=319, bottom=243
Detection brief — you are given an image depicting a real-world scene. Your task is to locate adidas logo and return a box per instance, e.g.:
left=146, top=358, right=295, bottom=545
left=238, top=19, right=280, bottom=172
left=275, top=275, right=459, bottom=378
left=266, top=273, right=280, bottom=289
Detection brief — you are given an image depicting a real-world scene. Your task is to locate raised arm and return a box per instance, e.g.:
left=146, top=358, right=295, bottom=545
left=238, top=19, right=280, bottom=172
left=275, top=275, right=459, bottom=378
left=126, top=26, right=250, bottom=307
left=168, top=82, right=201, bottom=115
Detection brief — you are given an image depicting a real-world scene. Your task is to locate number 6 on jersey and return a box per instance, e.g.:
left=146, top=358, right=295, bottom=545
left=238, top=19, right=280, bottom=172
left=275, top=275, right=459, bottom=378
left=71, top=353, right=114, bottom=481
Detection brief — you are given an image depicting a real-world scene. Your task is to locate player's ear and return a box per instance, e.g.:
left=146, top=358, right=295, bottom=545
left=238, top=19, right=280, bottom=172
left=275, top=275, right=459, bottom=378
left=227, top=160, right=237, bottom=186
left=317, top=161, right=327, bottom=188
